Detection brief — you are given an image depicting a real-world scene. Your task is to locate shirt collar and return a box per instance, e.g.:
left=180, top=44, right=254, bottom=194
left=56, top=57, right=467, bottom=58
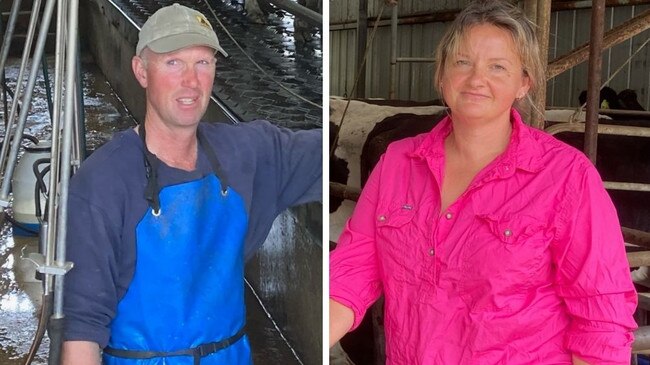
left=410, top=108, right=545, bottom=175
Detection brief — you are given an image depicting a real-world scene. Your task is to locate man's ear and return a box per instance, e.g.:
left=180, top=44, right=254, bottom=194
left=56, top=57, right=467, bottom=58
left=132, top=55, right=148, bottom=88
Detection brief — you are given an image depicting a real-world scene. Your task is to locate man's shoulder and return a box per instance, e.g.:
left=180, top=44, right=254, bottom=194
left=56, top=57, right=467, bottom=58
left=71, top=129, right=143, bottom=191
left=199, top=120, right=285, bottom=140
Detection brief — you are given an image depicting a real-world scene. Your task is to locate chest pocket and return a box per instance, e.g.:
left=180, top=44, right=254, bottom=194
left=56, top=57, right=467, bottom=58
left=458, top=212, right=552, bottom=313
left=375, top=203, right=424, bottom=283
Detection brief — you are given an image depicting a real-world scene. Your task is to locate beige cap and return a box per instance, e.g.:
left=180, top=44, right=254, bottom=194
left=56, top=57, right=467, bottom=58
left=136, top=3, right=228, bottom=57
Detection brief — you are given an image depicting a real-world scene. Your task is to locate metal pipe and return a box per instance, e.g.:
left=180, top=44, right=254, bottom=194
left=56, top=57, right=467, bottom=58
left=0, top=0, right=23, bottom=91
left=584, top=0, right=606, bottom=164
left=0, top=0, right=45, bottom=206
left=627, top=251, right=650, bottom=267
left=623, top=227, right=650, bottom=249
left=388, top=4, right=398, bottom=99
left=356, top=0, right=367, bottom=98
left=633, top=326, right=650, bottom=351
left=52, top=0, right=80, bottom=319
left=546, top=106, right=650, bottom=118
left=45, top=0, right=68, bottom=294
left=330, top=182, right=361, bottom=202
left=396, top=57, right=435, bottom=63
left=545, top=122, right=650, bottom=138
left=604, top=181, right=650, bottom=192
left=268, top=0, right=321, bottom=28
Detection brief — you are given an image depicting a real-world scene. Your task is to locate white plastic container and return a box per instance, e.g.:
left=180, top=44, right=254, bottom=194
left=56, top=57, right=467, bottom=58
left=12, top=140, right=51, bottom=235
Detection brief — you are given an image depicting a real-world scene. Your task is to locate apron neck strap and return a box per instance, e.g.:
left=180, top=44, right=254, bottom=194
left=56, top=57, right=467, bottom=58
left=139, top=124, right=161, bottom=215
left=139, top=123, right=231, bottom=214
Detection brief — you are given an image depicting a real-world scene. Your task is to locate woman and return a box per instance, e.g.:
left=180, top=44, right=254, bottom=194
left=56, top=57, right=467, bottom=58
left=329, top=1, right=637, bottom=364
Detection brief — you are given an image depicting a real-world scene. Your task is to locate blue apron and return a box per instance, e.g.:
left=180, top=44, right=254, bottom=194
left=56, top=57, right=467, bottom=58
left=103, top=126, right=251, bottom=365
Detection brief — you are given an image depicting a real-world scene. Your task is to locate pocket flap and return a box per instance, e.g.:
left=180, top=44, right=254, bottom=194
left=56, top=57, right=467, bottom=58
left=377, top=203, right=417, bottom=228
left=476, top=213, right=546, bottom=244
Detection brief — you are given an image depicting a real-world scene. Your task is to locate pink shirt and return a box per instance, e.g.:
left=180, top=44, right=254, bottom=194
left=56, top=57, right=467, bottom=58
left=330, top=109, right=637, bottom=364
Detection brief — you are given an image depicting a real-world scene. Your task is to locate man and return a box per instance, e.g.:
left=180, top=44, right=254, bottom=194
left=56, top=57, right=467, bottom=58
left=61, top=4, right=321, bottom=364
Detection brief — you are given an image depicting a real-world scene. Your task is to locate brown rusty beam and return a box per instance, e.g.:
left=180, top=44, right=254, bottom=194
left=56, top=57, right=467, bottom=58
left=624, top=227, right=650, bottom=249
left=584, top=0, right=606, bottom=164
left=548, top=8, right=650, bottom=79
left=330, top=181, right=361, bottom=202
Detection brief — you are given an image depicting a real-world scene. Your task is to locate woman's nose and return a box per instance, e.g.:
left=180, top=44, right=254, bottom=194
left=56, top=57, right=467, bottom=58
left=467, top=66, right=487, bottom=86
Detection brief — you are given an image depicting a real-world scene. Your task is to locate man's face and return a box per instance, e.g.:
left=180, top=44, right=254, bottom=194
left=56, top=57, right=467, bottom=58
left=133, top=46, right=216, bottom=130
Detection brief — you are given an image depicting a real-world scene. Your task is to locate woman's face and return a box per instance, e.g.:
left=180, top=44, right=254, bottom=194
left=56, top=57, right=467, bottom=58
left=441, top=23, right=530, bottom=125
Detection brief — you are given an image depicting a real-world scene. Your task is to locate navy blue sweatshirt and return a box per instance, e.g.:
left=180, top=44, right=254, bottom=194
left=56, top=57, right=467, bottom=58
left=63, top=120, right=322, bottom=347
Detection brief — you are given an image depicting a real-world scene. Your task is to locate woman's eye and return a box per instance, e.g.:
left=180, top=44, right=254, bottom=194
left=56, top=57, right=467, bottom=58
left=491, top=64, right=507, bottom=71
left=455, top=59, right=471, bottom=67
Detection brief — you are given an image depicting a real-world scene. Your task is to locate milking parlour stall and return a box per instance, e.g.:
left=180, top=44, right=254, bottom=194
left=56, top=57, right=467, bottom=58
left=329, top=1, right=650, bottom=364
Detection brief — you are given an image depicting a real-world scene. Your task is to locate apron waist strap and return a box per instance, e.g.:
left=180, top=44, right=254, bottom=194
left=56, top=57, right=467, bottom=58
left=103, top=327, right=246, bottom=365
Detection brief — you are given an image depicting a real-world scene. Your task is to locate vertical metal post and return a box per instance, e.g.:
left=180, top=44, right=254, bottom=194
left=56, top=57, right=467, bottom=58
left=0, top=0, right=56, bottom=209
left=0, top=0, right=23, bottom=88
left=0, top=0, right=43, bottom=184
left=356, top=0, right=367, bottom=98
left=585, top=0, right=606, bottom=164
left=532, top=0, right=551, bottom=129
left=53, top=0, right=79, bottom=320
left=388, top=4, right=397, bottom=99
left=46, top=0, right=68, bottom=295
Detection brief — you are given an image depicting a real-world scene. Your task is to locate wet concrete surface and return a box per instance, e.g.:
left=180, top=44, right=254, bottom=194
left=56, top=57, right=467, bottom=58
left=109, top=0, right=322, bottom=129
left=0, top=55, right=135, bottom=365
left=0, top=53, right=316, bottom=363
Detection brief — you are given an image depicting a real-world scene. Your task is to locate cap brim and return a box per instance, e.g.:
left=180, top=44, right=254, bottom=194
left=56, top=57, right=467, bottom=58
left=146, top=33, right=228, bottom=57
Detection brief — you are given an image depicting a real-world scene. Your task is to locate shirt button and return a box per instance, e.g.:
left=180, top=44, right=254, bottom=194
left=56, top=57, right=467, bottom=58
left=428, top=248, right=435, bottom=256
left=445, top=212, right=453, bottom=220
left=504, top=229, right=512, bottom=237
left=378, top=215, right=386, bottom=222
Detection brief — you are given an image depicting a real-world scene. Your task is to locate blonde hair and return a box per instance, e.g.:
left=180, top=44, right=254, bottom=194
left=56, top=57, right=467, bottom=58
left=434, top=0, right=544, bottom=117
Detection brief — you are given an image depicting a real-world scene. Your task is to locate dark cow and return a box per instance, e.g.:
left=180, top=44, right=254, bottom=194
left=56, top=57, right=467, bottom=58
left=618, top=89, right=646, bottom=111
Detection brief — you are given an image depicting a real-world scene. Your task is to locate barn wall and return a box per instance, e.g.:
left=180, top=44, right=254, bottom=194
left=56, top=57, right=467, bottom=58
left=330, top=0, right=650, bottom=109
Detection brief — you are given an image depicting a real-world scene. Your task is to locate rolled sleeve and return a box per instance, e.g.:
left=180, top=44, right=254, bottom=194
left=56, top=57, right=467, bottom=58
left=552, top=162, right=637, bottom=364
left=330, top=156, right=385, bottom=330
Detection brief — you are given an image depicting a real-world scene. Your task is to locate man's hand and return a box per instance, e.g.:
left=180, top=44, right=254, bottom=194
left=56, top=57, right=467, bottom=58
left=62, top=341, right=101, bottom=365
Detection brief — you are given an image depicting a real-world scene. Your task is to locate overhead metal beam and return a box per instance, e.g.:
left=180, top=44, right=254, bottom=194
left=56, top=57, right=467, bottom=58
left=548, top=8, right=650, bottom=79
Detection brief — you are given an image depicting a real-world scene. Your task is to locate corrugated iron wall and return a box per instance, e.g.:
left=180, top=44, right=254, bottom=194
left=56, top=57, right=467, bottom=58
left=330, top=0, right=650, bottom=110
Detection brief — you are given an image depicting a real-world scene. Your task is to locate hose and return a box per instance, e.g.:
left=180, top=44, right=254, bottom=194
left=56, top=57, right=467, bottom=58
left=4, top=214, right=39, bottom=236
left=22, top=292, right=52, bottom=365
left=32, top=158, right=50, bottom=220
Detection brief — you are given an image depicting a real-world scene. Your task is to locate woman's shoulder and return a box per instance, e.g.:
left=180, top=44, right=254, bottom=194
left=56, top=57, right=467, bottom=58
left=523, top=124, right=598, bottom=180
